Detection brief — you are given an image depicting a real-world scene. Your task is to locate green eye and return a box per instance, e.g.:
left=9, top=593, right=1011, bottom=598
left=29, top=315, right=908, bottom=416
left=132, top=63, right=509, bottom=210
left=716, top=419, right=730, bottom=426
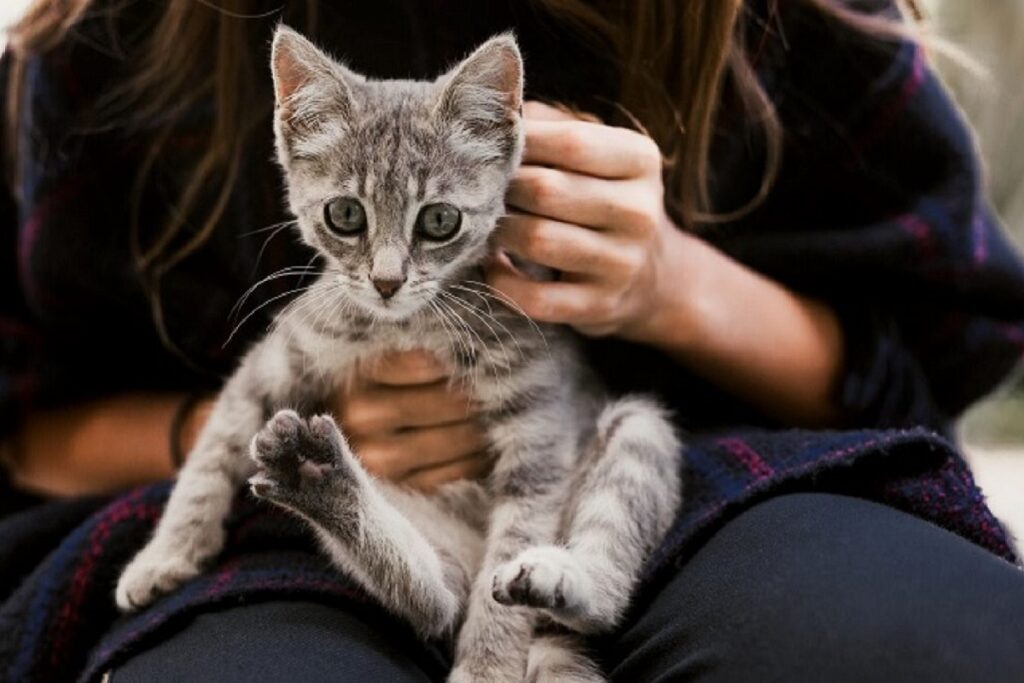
left=416, top=203, right=462, bottom=241
left=324, top=197, right=366, bottom=235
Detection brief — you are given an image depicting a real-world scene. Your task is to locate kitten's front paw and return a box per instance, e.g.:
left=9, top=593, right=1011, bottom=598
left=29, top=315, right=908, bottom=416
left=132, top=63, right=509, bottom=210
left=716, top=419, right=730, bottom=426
left=249, top=410, right=358, bottom=509
left=115, top=543, right=201, bottom=611
left=491, top=546, right=587, bottom=613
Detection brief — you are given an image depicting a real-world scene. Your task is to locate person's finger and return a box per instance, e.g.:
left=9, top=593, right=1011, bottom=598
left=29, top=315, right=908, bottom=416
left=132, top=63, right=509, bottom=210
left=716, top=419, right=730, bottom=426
left=400, top=452, right=493, bottom=492
left=507, top=166, right=657, bottom=234
left=495, top=213, right=636, bottom=277
left=487, top=261, right=603, bottom=325
left=340, top=382, right=474, bottom=436
left=362, top=350, right=449, bottom=386
left=522, top=118, right=661, bottom=179
left=351, top=420, right=486, bottom=480
left=522, top=100, right=597, bottom=122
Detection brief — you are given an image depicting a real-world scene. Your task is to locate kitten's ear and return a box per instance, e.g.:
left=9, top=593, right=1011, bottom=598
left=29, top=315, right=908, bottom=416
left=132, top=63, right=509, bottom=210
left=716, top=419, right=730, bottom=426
left=270, top=25, right=358, bottom=140
left=434, top=33, right=523, bottom=132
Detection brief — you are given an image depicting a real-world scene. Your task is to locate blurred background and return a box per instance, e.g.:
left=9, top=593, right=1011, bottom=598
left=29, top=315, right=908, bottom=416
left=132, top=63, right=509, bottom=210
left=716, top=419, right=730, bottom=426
left=919, top=0, right=1024, bottom=542
left=0, top=4, right=22, bottom=48
left=1, top=1, right=1021, bottom=534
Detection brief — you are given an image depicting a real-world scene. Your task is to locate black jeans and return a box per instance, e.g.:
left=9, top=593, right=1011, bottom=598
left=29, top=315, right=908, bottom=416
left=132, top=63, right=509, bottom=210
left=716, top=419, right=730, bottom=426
left=113, top=493, right=1024, bottom=682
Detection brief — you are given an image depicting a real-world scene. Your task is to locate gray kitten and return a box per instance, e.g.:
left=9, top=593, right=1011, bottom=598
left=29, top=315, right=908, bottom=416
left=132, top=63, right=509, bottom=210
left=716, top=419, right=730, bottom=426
left=115, top=27, right=683, bottom=683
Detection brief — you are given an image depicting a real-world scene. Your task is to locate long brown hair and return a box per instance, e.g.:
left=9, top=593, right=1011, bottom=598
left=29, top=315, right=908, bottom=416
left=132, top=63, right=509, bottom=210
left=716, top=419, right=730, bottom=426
left=4, top=0, right=916, bottom=289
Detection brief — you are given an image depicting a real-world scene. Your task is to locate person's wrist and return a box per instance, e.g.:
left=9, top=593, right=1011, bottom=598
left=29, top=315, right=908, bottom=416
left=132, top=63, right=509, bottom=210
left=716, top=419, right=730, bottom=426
left=184, top=398, right=215, bottom=451
left=623, top=226, right=712, bottom=353
left=169, top=395, right=214, bottom=469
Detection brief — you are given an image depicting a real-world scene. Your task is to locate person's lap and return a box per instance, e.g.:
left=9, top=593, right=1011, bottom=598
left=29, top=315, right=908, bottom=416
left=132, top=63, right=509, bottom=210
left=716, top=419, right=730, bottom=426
left=605, top=492, right=1024, bottom=682
left=111, top=493, right=1024, bottom=682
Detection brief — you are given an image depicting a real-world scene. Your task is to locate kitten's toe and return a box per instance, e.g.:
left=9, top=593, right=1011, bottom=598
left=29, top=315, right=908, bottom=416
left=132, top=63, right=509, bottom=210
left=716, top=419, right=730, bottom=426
left=248, top=470, right=286, bottom=500
left=491, top=545, right=586, bottom=612
left=250, top=409, right=303, bottom=468
left=307, top=414, right=350, bottom=462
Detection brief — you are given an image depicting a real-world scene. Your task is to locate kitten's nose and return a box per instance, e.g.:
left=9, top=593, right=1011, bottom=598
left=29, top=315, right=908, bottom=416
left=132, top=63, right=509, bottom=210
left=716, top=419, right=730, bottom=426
left=372, top=277, right=405, bottom=300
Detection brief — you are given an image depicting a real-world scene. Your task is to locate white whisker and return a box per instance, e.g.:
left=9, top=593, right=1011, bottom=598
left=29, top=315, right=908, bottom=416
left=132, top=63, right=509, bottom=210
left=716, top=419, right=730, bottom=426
left=439, top=291, right=518, bottom=388
left=224, top=283, right=316, bottom=347
left=435, top=295, right=509, bottom=403
left=429, top=298, right=480, bottom=393
left=238, top=218, right=298, bottom=238
left=455, top=281, right=550, bottom=351
left=443, top=288, right=524, bottom=363
left=230, top=264, right=322, bottom=320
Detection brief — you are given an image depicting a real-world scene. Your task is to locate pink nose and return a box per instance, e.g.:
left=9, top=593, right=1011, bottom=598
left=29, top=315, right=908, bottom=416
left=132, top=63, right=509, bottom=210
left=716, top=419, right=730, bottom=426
left=372, top=277, right=404, bottom=299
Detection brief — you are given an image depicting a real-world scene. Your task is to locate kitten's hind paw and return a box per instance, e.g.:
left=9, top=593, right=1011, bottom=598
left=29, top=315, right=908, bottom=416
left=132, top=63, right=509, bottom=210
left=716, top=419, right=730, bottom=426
left=491, top=545, right=588, bottom=614
left=249, top=410, right=359, bottom=509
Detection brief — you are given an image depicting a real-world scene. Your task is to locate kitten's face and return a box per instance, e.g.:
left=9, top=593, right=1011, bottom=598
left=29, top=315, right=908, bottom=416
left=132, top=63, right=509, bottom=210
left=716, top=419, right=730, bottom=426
left=271, top=27, right=523, bottom=321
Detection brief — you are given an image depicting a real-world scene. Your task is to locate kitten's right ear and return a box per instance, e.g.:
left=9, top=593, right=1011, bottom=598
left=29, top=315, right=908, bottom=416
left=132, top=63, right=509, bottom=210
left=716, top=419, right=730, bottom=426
left=271, top=25, right=357, bottom=140
left=434, top=34, right=523, bottom=133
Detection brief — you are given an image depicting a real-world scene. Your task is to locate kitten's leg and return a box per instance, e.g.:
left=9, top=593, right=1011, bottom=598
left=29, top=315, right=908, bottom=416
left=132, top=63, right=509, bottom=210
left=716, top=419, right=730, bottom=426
left=493, top=397, right=682, bottom=634
left=449, top=448, right=572, bottom=682
left=526, top=632, right=605, bottom=683
left=432, top=479, right=490, bottom=534
left=115, top=384, right=264, bottom=610
left=249, top=410, right=470, bottom=640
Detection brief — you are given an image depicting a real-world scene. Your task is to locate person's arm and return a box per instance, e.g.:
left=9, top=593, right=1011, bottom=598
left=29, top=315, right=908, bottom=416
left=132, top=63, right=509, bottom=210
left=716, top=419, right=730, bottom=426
left=5, top=393, right=212, bottom=497
left=4, top=351, right=490, bottom=497
left=488, top=102, right=846, bottom=427
left=0, top=44, right=198, bottom=497
left=639, top=230, right=845, bottom=426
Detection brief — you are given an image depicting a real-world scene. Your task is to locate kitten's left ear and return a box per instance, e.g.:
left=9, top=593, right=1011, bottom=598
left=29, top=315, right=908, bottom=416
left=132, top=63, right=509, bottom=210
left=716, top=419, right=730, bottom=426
left=434, top=33, right=523, bottom=131
left=271, top=25, right=359, bottom=140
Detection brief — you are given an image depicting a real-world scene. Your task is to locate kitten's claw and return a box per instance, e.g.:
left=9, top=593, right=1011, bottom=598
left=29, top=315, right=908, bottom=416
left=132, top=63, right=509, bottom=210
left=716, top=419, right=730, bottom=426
left=491, top=546, right=586, bottom=613
left=249, top=410, right=357, bottom=508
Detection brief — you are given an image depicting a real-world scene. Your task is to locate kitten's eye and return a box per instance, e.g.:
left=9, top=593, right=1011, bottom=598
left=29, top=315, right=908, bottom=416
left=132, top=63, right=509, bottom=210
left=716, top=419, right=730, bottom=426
left=416, top=203, right=462, bottom=241
left=324, top=197, right=367, bottom=236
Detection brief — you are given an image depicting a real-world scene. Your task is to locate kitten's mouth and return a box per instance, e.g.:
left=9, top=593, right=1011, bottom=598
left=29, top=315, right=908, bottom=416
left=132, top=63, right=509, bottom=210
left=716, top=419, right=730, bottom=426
left=353, top=291, right=428, bottom=322
left=333, top=273, right=437, bottom=324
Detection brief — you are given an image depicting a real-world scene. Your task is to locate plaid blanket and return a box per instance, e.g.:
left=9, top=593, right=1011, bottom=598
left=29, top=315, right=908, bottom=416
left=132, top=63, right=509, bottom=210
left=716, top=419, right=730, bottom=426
left=0, top=427, right=1014, bottom=682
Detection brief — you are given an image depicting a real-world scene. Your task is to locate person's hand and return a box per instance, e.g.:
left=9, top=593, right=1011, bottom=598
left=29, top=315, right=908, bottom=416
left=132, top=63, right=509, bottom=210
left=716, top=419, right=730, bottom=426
left=488, top=101, right=693, bottom=342
left=331, top=350, right=491, bottom=491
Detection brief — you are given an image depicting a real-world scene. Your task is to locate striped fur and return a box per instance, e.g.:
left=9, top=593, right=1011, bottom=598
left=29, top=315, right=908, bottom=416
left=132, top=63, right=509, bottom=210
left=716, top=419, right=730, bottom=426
left=115, top=28, right=683, bottom=682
